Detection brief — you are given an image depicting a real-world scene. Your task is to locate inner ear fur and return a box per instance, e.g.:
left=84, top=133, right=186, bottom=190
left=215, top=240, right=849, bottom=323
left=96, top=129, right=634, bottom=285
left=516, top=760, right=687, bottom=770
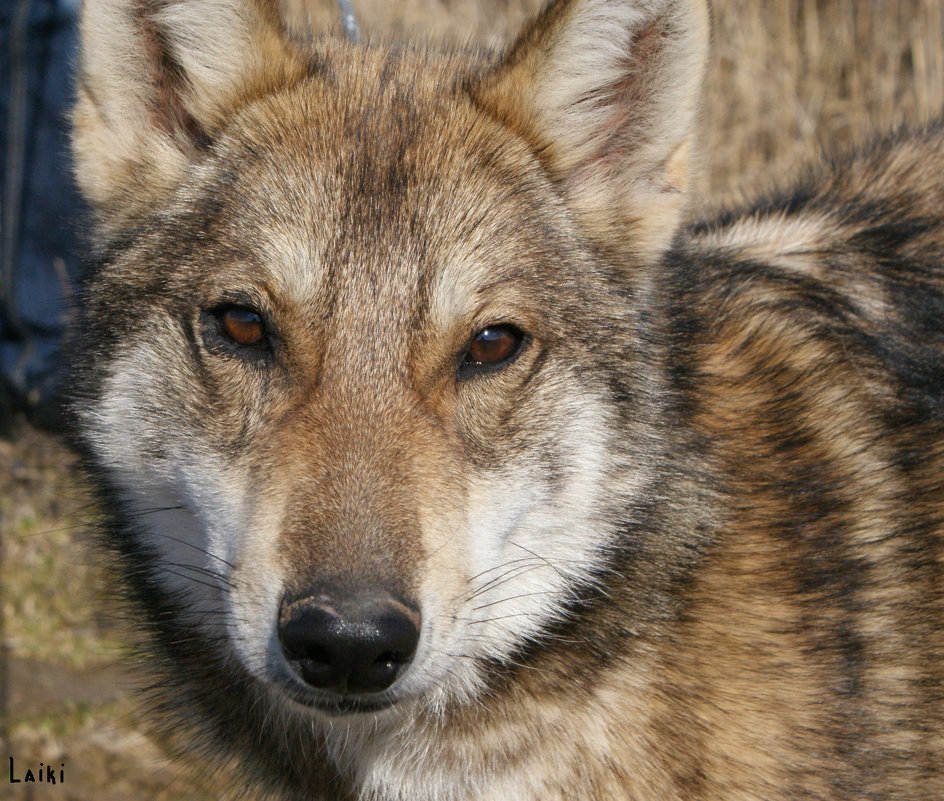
left=472, top=0, right=710, bottom=264
left=72, top=0, right=305, bottom=232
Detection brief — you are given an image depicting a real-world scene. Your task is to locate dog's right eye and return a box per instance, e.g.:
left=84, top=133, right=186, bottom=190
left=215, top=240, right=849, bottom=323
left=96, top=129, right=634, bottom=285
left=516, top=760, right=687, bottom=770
left=204, top=305, right=272, bottom=356
left=220, top=307, right=266, bottom=346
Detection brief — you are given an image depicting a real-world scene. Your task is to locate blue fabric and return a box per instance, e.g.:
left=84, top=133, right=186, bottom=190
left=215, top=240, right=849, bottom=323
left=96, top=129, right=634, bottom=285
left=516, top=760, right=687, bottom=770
left=1, top=0, right=85, bottom=418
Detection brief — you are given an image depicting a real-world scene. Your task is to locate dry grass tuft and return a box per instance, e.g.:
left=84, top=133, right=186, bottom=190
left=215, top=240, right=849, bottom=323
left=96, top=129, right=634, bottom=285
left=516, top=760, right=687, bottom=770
left=702, top=0, right=944, bottom=203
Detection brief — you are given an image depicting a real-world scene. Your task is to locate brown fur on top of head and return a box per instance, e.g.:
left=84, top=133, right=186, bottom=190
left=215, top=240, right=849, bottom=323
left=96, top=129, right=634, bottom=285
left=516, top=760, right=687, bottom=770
left=73, top=0, right=708, bottom=264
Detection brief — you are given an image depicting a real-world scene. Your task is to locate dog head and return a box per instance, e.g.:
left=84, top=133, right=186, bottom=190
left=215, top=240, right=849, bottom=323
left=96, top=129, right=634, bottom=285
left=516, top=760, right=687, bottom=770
left=72, top=0, right=708, bottom=721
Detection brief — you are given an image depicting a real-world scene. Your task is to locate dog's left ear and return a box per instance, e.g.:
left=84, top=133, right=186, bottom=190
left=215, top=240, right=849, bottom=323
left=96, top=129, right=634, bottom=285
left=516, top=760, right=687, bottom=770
left=472, top=0, right=709, bottom=264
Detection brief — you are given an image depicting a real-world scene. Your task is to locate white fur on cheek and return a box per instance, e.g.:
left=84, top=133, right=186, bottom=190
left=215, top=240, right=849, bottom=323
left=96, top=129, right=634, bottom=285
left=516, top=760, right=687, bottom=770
left=407, top=391, right=617, bottom=707
left=461, top=394, right=614, bottom=654
left=89, top=347, right=298, bottom=684
left=87, top=348, right=251, bottom=629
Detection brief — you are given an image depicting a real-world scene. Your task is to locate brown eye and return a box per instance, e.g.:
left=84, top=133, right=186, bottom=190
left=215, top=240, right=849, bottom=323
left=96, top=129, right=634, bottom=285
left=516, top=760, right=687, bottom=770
left=221, top=307, right=266, bottom=346
left=463, top=325, right=524, bottom=369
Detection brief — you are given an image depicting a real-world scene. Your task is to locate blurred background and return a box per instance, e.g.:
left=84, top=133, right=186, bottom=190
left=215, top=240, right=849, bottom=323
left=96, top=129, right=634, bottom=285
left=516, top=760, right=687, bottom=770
left=2, top=0, right=944, bottom=797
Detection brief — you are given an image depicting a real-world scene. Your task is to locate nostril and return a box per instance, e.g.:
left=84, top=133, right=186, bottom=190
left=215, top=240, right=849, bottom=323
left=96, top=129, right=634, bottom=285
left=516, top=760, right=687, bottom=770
left=375, top=650, right=405, bottom=665
left=280, top=618, right=334, bottom=665
left=305, top=644, right=333, bottom=665
left=292, top=644, right=335, bottom=687
left=278, top=587, right=420, bottom=696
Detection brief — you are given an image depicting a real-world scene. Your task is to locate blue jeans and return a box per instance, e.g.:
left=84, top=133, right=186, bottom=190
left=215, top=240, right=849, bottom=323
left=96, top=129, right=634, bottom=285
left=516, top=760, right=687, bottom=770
left=1, top=0, right=85, bottom=427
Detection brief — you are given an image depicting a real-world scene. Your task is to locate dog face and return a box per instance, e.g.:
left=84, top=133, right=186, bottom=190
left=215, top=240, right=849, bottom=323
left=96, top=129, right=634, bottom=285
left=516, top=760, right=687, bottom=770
left=72, top=4, right=944, bottom=800
left=73, top=0, right=707, bottom=721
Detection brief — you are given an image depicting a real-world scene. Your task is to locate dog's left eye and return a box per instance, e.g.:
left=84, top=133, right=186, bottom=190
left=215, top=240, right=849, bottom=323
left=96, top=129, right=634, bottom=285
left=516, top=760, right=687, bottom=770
left=461, top=324, right=525, bottom=373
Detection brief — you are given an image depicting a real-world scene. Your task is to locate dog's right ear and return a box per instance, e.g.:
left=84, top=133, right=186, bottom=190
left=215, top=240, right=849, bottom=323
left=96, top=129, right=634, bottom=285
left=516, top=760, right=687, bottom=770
left=73, top=0, right=305, bottom=233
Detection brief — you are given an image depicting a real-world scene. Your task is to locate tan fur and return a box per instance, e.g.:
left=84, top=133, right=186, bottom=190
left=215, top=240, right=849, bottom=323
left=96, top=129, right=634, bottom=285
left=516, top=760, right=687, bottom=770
left=71, top=1, right=944, bottom=799
left=74, top=0, right=307, bottom=229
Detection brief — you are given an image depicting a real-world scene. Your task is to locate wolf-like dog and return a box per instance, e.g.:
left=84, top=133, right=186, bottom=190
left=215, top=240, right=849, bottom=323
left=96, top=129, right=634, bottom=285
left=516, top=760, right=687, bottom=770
left=69, top=0, right=944, bottom=799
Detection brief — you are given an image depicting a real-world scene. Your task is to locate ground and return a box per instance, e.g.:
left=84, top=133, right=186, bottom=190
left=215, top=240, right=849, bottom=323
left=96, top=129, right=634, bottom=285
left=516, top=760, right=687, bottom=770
left=1, top=425, right=239, bottom=800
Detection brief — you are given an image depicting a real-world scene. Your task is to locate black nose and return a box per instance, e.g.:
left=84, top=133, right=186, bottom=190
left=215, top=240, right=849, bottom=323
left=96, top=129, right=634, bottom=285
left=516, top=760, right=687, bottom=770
left=278, top=586, right=421, bottom=695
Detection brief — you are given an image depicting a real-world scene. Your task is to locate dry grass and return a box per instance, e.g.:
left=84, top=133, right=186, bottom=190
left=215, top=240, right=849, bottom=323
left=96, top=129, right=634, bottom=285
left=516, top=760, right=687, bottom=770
left=701, top=0, right=944, bottom=203
left=4, top=1, right=943, bottom=798
left=1, top=426, right=234, bottom=800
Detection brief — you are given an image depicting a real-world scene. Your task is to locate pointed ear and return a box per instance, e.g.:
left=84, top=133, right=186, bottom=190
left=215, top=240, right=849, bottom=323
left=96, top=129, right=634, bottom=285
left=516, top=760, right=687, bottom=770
left=472, top=0, right=709, bottom=264
left=73, top=0, right=305, bottom=230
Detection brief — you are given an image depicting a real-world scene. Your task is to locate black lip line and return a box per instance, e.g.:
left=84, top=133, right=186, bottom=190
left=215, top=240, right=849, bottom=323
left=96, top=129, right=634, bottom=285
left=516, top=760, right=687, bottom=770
left=275, top=676, right=403, bottom=716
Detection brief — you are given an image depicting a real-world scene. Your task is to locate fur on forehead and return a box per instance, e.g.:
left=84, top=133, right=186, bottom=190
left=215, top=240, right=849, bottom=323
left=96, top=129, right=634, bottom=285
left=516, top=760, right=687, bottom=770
left=74, top=0, right=708, bottom=266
